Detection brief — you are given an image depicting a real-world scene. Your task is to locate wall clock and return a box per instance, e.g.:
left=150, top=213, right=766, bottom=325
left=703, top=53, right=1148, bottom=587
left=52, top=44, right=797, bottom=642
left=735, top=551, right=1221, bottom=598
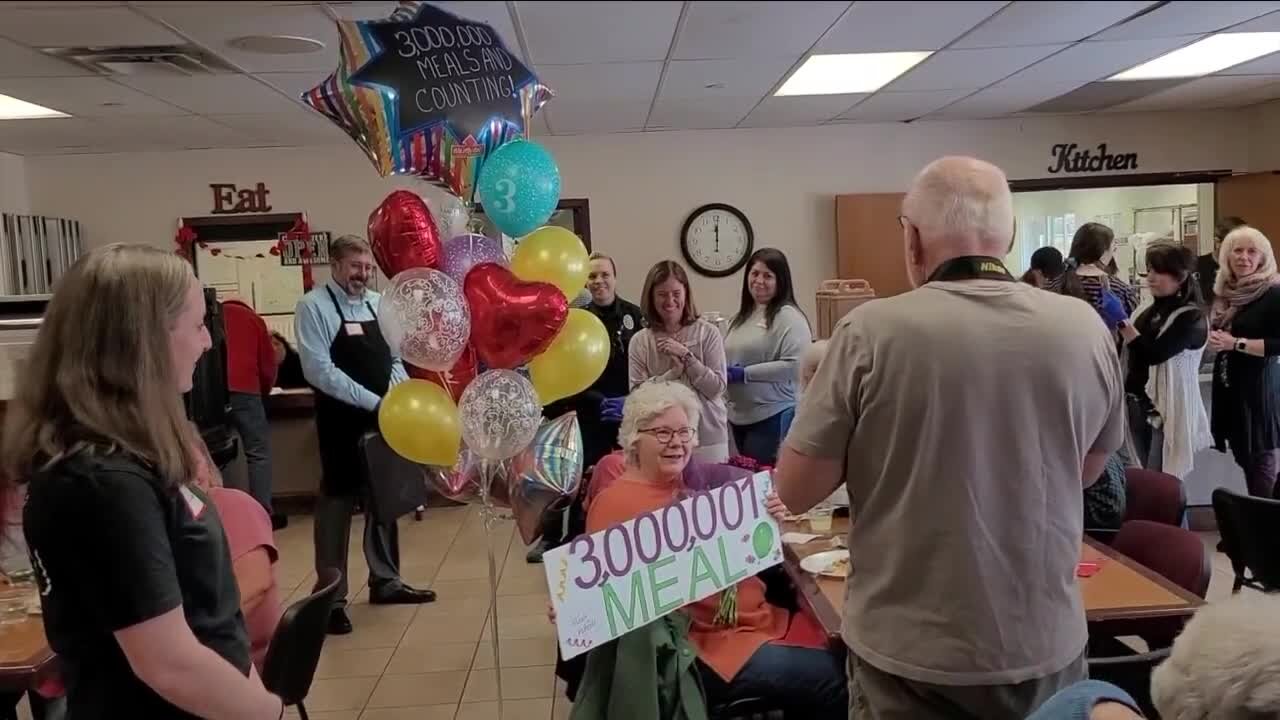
left=679, top=203, right=754, bottom=278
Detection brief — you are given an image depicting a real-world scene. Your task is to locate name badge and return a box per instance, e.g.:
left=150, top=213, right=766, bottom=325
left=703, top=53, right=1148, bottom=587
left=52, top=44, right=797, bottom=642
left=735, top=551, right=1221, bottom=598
left=345, top=322, right=365, bottom=336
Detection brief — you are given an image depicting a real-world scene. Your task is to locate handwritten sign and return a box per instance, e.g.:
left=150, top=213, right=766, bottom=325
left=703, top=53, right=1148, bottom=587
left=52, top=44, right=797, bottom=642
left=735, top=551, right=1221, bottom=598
left=1047, top=143, right=1139, bottom=174
left=348, top=3, right=537, bottom=141
left=544, top=472, right=781, bottom=660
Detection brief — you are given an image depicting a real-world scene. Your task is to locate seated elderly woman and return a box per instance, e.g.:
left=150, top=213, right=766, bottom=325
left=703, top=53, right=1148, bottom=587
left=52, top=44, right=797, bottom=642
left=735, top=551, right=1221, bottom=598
left=587, top=380, right=847, bottom=717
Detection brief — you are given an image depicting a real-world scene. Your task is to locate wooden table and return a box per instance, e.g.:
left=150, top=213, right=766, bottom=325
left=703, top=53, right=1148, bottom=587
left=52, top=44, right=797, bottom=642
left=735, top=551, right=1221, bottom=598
left=781, top=517, right=1204, bottom=644
left=0, top=614, right=54, bottom=693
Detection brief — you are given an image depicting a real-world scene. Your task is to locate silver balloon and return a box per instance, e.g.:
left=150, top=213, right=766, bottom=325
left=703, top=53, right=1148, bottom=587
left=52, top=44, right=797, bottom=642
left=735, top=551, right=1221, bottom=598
left=434, top=193, right=472, bottom=241
left=377, top=267, right=471, bottom=372
left=509, top=412, right=583, bottom=544
left=458, top=369, right=541, bottom=461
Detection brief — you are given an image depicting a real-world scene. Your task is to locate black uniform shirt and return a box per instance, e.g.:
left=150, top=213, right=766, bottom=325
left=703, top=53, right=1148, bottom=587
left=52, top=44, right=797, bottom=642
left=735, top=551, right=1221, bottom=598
left=24, top=450, right=250, bottom=719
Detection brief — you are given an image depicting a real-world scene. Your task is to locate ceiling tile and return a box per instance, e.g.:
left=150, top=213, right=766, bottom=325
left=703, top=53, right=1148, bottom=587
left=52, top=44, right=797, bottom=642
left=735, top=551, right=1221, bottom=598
left=927, top=79, right=1082, bottom=118
left=887, top=44, right=1066, bottom=92
left=1226, top=8, right=1280, bottom=31
left=0, top=114, right=246, bottom=154
left=660, top=57, right=798, bottom=101
left=1027, top=78, right=1186, bottom=112
left=138, top=3, right=341, bottom=73
left=540, top=99, right=651, bottom=135
left=256, top=70, right=332, bottom=101
left=953, top=1, right=1158, bottom=49
left=1108, top=73, right=1280, bottom=110
left=518, top=1, right=682, bottom=64
left=0, top=76, right=188, bottom=116
left=0, top=38, right=95, bottom=78
left=207, top=110, right=348, bottom=145
left=818, top=1, right=1007, bottom=53
left=999, top=36, right=1203, bottom=84
left=674, top=1, right=848, bottom=60
left=536, top=62, right=662, bottom=103
left=0, top=5, right=185, bottom=47
left=647, top=96, right=756, bottom=130
left=1091, top=1, right=1280, bottom=40
left=835, top=89, right=975, bottom=121
left=1221, top=50, right=1280, bottom=75
left=737, top=94, right=864, bottom=128
left=115, top=74, right=302, bottom=114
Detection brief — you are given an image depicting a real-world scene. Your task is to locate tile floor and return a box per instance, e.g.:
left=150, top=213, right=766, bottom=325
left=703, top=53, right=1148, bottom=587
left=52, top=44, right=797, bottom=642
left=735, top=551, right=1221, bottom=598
left=17, top=507, right=1254, bottom=720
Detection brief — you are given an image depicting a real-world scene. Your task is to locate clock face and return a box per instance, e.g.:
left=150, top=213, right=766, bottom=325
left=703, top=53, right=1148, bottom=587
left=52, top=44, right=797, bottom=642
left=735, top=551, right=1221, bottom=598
left=682, top=205, right=753, bottom=277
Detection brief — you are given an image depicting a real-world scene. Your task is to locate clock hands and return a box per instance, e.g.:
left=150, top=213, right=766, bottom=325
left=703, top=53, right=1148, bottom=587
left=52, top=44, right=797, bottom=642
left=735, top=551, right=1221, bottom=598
left=714, top=222, right=720, bottom=252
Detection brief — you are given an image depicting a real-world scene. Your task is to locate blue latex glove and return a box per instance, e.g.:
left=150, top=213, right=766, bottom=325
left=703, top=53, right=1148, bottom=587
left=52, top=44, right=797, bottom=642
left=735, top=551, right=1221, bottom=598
left=727, top=365, right=747, bottom=384
left=600, top=396, right=625, bottom=423
left=1097, top=292, right=1127, bottom=330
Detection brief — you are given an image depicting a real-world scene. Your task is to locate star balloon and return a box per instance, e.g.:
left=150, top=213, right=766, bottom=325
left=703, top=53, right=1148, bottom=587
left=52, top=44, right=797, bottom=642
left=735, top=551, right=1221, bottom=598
left=302, top=2, right=552, bottom=203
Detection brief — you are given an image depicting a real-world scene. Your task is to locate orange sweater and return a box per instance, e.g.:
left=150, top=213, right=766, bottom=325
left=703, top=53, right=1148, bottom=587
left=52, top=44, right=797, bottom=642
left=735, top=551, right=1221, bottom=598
left=586, top=471, right=791, bottom=681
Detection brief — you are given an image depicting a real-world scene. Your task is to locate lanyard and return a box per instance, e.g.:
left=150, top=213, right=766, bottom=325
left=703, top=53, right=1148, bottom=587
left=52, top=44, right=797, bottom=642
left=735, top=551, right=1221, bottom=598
left=927, top=256, right=1016, bottom=284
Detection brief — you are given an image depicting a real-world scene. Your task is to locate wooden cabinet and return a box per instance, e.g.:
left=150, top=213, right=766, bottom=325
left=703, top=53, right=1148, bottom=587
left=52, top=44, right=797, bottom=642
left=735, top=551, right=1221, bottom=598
left=835, top=193, right=910, bottom=298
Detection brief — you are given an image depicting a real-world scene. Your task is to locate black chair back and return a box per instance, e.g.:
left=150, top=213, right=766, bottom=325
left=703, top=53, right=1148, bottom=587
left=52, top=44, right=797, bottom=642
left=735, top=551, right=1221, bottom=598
left=261, top=568, right=342, bottom=711
left=1088, top=647, right=1171, bottom=719
left=1212, top=487, right=1280, bottom=592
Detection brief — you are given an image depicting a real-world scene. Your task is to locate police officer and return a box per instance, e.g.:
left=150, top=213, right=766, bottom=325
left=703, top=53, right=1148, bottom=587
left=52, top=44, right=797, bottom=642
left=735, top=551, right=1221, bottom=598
left=528, top=252, right=645, bottom=561
left=294, top=235, right=435, bottom=635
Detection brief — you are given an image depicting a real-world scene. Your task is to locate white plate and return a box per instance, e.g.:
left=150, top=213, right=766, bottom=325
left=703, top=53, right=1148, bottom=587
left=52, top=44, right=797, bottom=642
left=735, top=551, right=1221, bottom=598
left=800, top=549, right=850, bottom=579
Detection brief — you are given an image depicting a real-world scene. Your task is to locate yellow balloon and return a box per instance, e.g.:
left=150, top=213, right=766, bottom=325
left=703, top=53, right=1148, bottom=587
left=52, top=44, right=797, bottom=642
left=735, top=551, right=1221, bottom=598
left=378, top=379, right=461, bottom=466
left=530, top=309, right=610, bottom=404
left=511, top=226, right=589, bottom=299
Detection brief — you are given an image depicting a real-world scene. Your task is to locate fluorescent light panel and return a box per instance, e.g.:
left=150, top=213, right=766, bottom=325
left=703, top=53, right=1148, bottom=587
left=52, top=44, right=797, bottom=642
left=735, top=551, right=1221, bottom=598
left=0, top=93, right=68, bottom=120
left=776, top=52, right=933, bottom=96
left=1109, top=32, right=1280, bottom=81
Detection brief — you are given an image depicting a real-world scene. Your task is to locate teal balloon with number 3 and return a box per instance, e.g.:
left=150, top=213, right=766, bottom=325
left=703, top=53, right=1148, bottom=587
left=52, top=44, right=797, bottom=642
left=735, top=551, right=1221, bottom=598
left=477, top=138, right=562, bottom=239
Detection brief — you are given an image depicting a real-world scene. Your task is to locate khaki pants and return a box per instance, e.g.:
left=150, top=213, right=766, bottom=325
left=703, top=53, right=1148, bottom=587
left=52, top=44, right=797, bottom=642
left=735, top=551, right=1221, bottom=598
left=847, top=651, right=1086, bottom=720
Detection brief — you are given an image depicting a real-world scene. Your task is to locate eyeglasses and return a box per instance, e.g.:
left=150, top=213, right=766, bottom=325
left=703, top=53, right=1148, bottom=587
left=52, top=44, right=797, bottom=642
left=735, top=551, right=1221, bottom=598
left=638, top=427, right=695, bottom=445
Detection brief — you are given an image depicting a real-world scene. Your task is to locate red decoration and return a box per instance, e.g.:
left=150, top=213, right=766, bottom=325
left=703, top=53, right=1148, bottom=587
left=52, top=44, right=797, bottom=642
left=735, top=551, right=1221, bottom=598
left=406, top=343, right=478, bottom=403
left=174, top=225, right=198, bottom=259
left=367, top=190, right=441, bottom=278
left=463, top=263, right=567, bottom=369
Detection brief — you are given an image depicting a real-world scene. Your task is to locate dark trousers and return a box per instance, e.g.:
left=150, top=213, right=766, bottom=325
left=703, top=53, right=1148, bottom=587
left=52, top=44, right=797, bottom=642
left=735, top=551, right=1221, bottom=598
left=314, top=493, right=403, bottom=606
left=228, top=392, right=273, bottom=515
left=699, top=643, right=848, bottom=719
left=1230, top=446, right=1280, bottom=499
left=730, top=407, right=795, bottom=467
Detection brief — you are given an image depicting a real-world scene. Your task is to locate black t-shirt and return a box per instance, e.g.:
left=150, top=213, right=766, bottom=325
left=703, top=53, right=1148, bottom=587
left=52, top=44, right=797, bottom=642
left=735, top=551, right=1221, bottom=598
left=24, top=450, right=250, bottom=719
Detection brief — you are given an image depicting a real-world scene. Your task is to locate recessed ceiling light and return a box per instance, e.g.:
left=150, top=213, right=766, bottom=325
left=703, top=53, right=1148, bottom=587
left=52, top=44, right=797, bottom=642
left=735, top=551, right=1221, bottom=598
left=0, top=93, right=68, bottom=120
left=228, top=35, right=325, bottom=55
left=776, top=52, right=932, bottom=96
left=1109, top=32, right=1280, bottom=81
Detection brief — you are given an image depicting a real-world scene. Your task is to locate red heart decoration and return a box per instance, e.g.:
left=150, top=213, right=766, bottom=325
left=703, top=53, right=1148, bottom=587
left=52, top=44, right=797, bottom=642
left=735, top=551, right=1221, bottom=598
left=464, top=263, right=567, bottom=369
left=406, top=343, right=478, bottom=403
left=367, top=190, right=442, bottom=277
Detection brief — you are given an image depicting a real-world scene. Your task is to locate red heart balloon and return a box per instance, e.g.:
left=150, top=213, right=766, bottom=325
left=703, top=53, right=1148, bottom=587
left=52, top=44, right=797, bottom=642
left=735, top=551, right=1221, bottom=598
left=367, top=190, right=442, bottom=277
left=406, top=343, right=478, bottom=403
left=464, top=263, right=568, bottom=369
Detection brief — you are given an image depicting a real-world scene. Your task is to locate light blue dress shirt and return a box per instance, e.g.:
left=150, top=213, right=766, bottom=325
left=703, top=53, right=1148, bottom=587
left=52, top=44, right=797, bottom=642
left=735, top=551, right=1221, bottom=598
left=293, top=278, right=408, bottom=412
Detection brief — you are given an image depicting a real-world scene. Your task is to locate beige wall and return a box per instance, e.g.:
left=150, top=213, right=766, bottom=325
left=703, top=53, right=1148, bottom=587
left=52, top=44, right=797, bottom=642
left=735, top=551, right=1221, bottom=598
left=1248, top=99, right=1280, bottom=172
left=23, top=108, right=1257, bottom=318
left=0, top=152, right=28, bottom=215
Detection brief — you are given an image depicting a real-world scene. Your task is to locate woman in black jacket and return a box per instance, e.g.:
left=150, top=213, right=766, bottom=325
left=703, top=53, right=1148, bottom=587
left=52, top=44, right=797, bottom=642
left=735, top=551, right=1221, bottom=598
left=1119, top=244, right=1210, bottom=477
left=1207, top=226, right=1280, bottom=498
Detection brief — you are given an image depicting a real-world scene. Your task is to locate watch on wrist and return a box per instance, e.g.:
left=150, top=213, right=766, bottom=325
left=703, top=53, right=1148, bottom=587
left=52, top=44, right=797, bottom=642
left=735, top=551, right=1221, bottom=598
left=1236, top=339, right=1248, bottom=353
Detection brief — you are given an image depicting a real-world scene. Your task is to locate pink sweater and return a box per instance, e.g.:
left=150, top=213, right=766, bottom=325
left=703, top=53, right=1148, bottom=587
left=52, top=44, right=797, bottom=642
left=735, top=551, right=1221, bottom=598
left=627, top=319, right=729, bottom=457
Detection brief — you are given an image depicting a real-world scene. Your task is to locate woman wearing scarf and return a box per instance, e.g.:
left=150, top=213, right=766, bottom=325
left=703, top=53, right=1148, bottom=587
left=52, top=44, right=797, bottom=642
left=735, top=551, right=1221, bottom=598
left=1207, top=226, right=1280, bottom=498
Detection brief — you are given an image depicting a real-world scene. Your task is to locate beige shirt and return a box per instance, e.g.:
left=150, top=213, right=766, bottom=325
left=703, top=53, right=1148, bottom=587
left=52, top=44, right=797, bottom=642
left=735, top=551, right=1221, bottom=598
left=628, top=319, right=729, bottom=454
left=788, top=279, right=1124, bottom=686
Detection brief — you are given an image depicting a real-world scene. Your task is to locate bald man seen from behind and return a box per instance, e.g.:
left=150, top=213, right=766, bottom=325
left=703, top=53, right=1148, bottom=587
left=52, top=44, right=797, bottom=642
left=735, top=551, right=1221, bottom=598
left=774, top=157, right=1125, bottom=720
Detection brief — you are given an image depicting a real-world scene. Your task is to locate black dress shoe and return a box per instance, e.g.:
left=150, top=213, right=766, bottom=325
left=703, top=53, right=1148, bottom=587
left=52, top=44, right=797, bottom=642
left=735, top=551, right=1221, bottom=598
left=369, top=585, right=438, bottom=605
left=327, top=607, right=353, bottom=635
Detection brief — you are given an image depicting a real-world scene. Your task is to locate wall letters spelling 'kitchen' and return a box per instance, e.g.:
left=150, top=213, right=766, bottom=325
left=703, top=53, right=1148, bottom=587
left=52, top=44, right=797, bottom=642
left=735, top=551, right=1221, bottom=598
left=1047, top=143, right=1139, bottom=174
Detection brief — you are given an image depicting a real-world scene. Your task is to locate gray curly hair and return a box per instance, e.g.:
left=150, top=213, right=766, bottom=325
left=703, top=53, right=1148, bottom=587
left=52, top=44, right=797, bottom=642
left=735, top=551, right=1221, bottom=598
left=618, top=381, right=701, bottom=466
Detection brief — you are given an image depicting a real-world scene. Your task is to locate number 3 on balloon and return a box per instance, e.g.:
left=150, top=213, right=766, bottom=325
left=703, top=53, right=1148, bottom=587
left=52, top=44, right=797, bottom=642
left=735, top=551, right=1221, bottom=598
left=492, top=179, right=517, bottom=214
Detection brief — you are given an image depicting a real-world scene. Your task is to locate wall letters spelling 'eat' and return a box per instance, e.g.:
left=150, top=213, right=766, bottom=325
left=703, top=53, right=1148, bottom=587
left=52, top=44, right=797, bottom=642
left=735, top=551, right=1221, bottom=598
left=210, top=183, right=272, bottom=215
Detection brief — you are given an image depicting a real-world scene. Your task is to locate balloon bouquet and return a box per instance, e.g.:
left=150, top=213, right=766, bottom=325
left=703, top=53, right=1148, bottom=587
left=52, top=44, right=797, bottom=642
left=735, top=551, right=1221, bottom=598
left=302, top=2, right=610, bottom=714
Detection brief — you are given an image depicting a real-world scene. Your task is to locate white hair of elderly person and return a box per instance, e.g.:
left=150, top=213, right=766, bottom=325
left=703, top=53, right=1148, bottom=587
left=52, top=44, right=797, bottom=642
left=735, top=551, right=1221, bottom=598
left=1151, top=592, right=1280, bottom=719
left=797, top=340, right=829, bottom=392
left=618, top=380, right=703, bottom=469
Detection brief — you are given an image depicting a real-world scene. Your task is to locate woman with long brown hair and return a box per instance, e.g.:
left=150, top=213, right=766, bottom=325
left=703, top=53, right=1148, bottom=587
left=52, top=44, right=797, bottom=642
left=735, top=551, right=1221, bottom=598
left=628, top=260, right=729, bottom=462
left=1048, top=222, right=1139, bottom=330
left=1, top=245, right=284, bottom=719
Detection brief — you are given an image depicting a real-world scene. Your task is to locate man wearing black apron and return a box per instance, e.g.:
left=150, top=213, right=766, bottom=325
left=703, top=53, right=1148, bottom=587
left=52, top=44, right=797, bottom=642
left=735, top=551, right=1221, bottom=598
left=294, top=235, right=436, bottom=634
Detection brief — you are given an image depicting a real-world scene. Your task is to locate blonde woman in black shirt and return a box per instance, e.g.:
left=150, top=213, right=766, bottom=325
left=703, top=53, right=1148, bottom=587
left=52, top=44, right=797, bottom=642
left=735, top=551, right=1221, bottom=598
left=1, top=245, right=284, bottom=720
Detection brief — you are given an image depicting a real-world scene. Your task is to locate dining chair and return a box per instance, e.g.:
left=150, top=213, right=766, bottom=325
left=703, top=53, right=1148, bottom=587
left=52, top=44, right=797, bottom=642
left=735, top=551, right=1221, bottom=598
left=1088, top=647, right=1170, bottom=719
left=1212, top=487, right=1280, bottom=592
left=1123, top=468, right=1186, bottom=527
left=260, top=568, right=342, bottom=720
left=1092, top=520, right=1209, bottom=650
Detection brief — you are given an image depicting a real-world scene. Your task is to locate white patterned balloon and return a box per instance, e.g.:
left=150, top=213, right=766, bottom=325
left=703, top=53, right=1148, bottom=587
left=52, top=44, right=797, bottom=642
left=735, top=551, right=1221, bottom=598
left=378, top=268, right=470, bottom=372
left=458, top=369, right=541, bottom=461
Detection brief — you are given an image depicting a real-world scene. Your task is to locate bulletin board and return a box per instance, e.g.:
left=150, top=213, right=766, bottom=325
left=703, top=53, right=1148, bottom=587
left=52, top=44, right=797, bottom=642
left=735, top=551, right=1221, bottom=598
left=194, top=239, right=309, bottom=314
